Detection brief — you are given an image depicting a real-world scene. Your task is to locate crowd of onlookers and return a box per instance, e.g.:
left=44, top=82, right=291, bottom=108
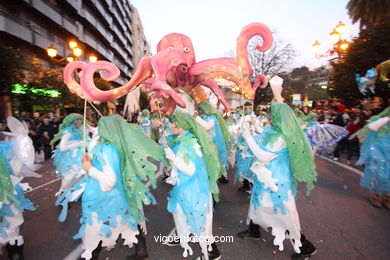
left=0, top=108, right=62, bottom=161
left=294, top=97, right=388, bottom=164
left=1, top=96, right=388, bottom=165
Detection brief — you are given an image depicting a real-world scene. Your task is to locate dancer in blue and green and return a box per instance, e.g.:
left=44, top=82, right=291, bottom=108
left=77, top=115, right=167, bottom=260
left=195, top=102, right=230, bottom=182
left=234, top=109, right=262, bottom=192
left=1, top=116, right=38, bottom=260
left=51, top=113, right=95, bottom=221
left=352, top=107, right=390, bottom=209
left=138, top=109, right=152, bottom=137
left=238, top=77, right=318, bottom=260
left=164, top=112, right=221, bottom=260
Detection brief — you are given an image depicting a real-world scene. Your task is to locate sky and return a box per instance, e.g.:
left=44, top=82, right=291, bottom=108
left=131, top=0, right=360, bottom=71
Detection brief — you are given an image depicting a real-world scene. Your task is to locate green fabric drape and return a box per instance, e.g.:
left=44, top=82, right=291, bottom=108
left=98, top=114, right=168, bottom=222
left=271, top=103, right=317, bottom=195
left=198, top=102, right=231, bottom=149
left=0, top=155, right=19, bottom=207
left=173, top=112, right=222, bottom=201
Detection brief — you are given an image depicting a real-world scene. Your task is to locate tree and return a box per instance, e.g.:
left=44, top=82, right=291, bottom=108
left=249, top=34, right=296, bottom=106
left=329, top=20, right=390, bottom=106
left=0, top=45, right=25, bottom=120
left=0, top=45, right=24, bottom=92
left=347, top=0, right=390, bottom=29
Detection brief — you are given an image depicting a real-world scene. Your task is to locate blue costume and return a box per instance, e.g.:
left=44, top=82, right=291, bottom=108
left=0, top=142, right=35, bottom=244
left=357, top=116, right=390, bottom=196
left=240, top=102, right=317, bottom=256
left=234, top=136, right=254, bottom=182
left=0, top=116, right=39, bottom=260
left=167, top=131, right=211, bottom=236
left=75, top=143, right=140, bottom=260
left=52, top=114, right=89, bottom=222
left=200, top=114, right=228, bottom=169
left=164, top=112, right=221, bottom=259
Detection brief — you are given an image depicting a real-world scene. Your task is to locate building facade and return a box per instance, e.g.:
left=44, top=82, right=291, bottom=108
left=0, top=0, right=150, bottom=119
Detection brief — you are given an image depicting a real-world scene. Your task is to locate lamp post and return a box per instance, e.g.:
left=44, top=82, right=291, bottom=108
left=312, top=21, right=349, bottom=60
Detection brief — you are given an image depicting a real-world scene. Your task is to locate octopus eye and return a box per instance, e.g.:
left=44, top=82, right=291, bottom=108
left=183, top=47, right=190, bottom=52
left=167, top=46, right=173, bottom=50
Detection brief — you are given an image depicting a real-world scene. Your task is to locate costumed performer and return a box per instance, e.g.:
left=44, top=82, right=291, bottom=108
left=1, top=116, right=40, bottom=260
left=76, top=114, right=167, bottom=260
left=237, top=77, right=318, bottom=260
left=163, top=112, right=221, bottom=260
left=353, top=107, right=390, bottom=209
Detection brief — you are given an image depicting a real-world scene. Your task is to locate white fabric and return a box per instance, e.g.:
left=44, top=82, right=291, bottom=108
left=250, top=162, right=278, bottom=192
left=165, top=147, right=196, bottom=177
left=247, top=134, right=302, bottom=253
left=88, top=166, right=116, bottom=193
left=195, top=116, right=214, bottom=131
left=0, top=204, right=24, bottom=246
left=81, top=213, right=139, bottom=260
left=171, top=195, right=214, bottom=260
left=368, top=117, right=390, bottom=131
left=243, top=132, right=277, bottom=163
left=247, top=190, right=302, bottom=253
left=59, top=132, right=83, bottom=152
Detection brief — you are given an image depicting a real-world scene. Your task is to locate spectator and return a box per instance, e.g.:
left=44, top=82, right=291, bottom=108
left=38, top=117, right=55, bottom=139
left=40, top=131, right=52, bottom=160
left=346, top=115, right=363, bottom=164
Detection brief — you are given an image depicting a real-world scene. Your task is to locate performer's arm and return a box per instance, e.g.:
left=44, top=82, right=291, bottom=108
left=368, top=117, right=390, bottom=131
left=195, top=116, right=214, bottom=131
left=85, top=155, right=116, bottom=192
left=165, top=147, right=195, bottom=176
left=59, top=132, right=83, bottom=152
left=242, top=128, right=277, bottom=163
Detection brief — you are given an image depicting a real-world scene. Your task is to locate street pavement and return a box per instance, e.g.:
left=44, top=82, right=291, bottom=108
left=2, top=157, right=389, bottom=260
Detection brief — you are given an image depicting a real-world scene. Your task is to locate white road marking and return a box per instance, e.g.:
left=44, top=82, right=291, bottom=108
left=317, top=155, right=363, bottom=176
left=25, top=178, right=62, bottom=194
left=62, top=243, right=83, bottom=260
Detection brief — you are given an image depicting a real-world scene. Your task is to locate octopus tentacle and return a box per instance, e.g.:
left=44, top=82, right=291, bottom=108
left=236, top=23, right=273, bottom=97
left=199, top=80, right=230, bottom=112
left=79, top=57, right=154, bottom=102
left=63, top=60, right=88, bottom=98
left=236, top=22, right=273, bottom=77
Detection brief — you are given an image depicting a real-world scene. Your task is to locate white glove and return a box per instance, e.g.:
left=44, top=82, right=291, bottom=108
left=164, top=147, right=176, bottom=161
left=241, top=121, right=251, bottom=139
left=270, top=76, right=284, bottom=103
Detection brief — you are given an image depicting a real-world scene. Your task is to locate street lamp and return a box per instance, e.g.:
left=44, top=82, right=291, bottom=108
left=66, top=56, right=75, bottom=63
left=47, top=44, right=58, bottom=58
left=312, top=21, right=349, bottom=59
left=89, top=54, right=97, bottom=63
left=69, top=40, right=78, bottom=49
left=72, top=47, right=82, bottom=57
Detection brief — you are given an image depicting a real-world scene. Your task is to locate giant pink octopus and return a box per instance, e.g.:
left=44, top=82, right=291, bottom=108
left=63, top=22, right=273, bottom=114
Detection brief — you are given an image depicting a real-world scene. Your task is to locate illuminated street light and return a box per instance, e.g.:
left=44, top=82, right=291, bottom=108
left=312, top=21, right=349, bottom=60
left=335, top=21, right=346, bottom=34
left=69, top=40, right=78, bottom=49
left=321, top=85, right=328, bottom=89
left=312, top=40, right=322, bottom=57
left=329, top=30, right=341, bottom=45
left=89, top=54, right=97, bottom=63
left=339, top=40, right=349, bottom=52
left=66, top=56, right=75, bottom=63
left=73, top=47, right=82, bottom=57
left=47, top=45, right=58, bottom=58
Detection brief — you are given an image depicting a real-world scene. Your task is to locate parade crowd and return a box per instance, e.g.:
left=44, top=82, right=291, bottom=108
left=0, top=80, right=389, bottom=260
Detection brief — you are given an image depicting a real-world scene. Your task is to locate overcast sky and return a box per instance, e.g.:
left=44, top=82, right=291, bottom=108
left=131, top=0, right=359, bottom=71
